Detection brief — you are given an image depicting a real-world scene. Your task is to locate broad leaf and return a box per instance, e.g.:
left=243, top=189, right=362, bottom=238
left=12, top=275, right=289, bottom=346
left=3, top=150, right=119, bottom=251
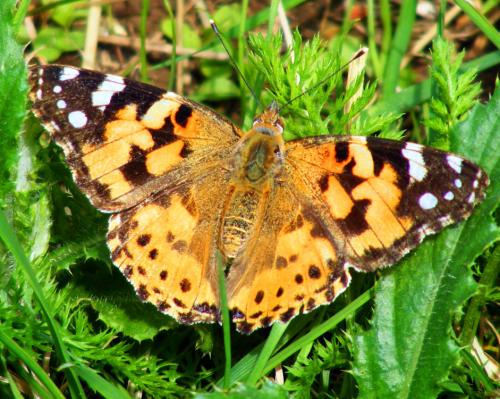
left=0, top=0, right=27, bottom=204
left=352, top=84, right=499, bottom=398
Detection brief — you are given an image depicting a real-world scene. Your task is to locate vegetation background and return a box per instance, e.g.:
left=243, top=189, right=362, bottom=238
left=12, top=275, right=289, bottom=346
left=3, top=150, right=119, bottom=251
left=0, top=0, right=498, bottom=398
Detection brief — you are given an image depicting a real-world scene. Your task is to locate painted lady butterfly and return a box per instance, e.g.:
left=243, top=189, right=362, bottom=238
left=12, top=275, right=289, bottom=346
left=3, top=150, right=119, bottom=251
left=29, top=65, right=488, bottom=333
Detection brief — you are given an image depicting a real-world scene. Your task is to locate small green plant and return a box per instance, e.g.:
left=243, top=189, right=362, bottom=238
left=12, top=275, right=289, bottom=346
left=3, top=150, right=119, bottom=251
left=425, top=37, right=481, bottom=149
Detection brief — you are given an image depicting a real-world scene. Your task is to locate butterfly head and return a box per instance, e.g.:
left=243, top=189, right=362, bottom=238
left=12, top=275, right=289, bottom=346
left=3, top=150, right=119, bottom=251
left=252, top=101, right=284, bottom=136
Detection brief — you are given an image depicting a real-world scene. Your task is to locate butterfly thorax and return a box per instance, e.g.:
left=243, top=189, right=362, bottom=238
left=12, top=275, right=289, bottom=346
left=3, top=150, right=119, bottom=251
left=220, top=106, right=285, bottom=259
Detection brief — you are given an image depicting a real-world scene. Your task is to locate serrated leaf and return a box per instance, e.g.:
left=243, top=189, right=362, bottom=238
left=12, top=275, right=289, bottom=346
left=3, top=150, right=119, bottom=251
left=352, top=85, right=500, bottom=399
left=65, top=262, right=175, bottom=341
left=429, top=98, right=448, bottom=118
left=425, top=118, right=447, bottom=134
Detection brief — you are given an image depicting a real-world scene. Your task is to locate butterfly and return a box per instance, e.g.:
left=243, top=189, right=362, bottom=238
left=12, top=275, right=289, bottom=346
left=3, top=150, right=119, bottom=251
left=29, top=65, right=488, bottom=333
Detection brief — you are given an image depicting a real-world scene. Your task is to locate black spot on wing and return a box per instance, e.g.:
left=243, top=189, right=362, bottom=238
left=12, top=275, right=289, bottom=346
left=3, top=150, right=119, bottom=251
left=121, top=145, right=151, bottom=185
left=335, top=142, right=349, bottom=162
left=175, top=104, right=192, bottom=127
left=338, top=198, right=371, bottom=235
left=367, top=137, right=410, bottom=189
left=254, top=290, right=264, bottom=304
left=109, top=79, right=164, bottom=118
left=150, top=118, right=176, bottom=148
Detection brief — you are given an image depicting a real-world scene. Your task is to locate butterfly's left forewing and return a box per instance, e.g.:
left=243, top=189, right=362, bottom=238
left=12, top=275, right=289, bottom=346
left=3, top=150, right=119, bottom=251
left=29, top=65, right=242, bottom=212
left=285, top=135, right=488, bottom=271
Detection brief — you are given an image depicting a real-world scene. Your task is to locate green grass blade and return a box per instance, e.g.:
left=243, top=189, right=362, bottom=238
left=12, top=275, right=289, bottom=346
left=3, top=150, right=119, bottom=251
left=460, top=245, right=500, bottom=346
left=460, top=347, right=497, bottom=393
left=139, top=0, right=150, bottom=81
left=217, top=252, right=232, bottom=390
left=0, top=212, right=86, bottom=398
left=0, top=330, right=66, bottom=399
left=161, top=0, right=176, bottom=90
left=366, top=0, right=382, bottom=79
left=12, top=0, right=30, bottom=31
left=379, top=0, right=392, bottom=66
left=246, top=322, right=288, bottom=385
left=382, top=0, right=416, bottom=96
left=72, top=365, right=131, bottom=399
left=262, top=290, right=373, bottom=375
left=455, top=0, right=500, bottom=49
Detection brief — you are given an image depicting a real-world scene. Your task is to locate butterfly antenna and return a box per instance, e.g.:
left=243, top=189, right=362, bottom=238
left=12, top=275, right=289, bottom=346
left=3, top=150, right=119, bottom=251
left=210, top=19, right=262, bottom=108
left=282, top=47, right=368, bottom=109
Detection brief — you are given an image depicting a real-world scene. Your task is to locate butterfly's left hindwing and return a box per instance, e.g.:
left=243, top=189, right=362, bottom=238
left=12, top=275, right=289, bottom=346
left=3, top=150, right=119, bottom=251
left=29, top=65, right=242, bottom=212
left=285, top=136, right=488, bottom=271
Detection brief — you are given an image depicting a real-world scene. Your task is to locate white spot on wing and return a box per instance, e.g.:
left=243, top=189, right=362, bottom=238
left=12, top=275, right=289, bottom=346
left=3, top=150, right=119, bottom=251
left=56, top=100, right=67, bottom=109
left=447, top=155, right=462, bottom=174
left=53, top=85, right=62, bottom=93
left=473, top=180, right=479, bottom=189
left=454, top=179, right=462, bottom=188
left=166, top=91, right=181, bottom=99
left=92, top=75, right=126, bottom=107
left=68, top=111, right=87, bottom=128
left=444, top=191, right=454, bottom=201
left=419, top=193, right=438, bottom=210
left=402, top=146, right=427, bottom=182
left=60, top=67, right=79, bottom=81
left=36, top=89, right=42, bottom=100
left=404, top=142, right=423, bottom=152
left=467, top=192, right=475, bottom=204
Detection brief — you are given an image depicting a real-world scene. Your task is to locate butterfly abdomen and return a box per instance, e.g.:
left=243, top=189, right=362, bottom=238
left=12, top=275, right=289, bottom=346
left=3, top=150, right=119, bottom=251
left=220, top=187, right=268, bottom=259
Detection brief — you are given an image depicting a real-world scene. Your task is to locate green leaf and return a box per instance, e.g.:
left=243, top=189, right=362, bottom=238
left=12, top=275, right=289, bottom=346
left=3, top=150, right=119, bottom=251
left=212, top=4, right=243, bottom=33
left=33, top=27, right=84, bottom=62
left=0, top=0, right=27, bottom=205
left=192, top=76, right=240, bottom=102
left=46, top=0, right=88, bottom=29
left=65, top=262, right=175, bottom=341
left=352, top=85, right=500, bottom=399
left=194, top=381, right=288, bottom=399
left=160, top=19, right=201, bottom=50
